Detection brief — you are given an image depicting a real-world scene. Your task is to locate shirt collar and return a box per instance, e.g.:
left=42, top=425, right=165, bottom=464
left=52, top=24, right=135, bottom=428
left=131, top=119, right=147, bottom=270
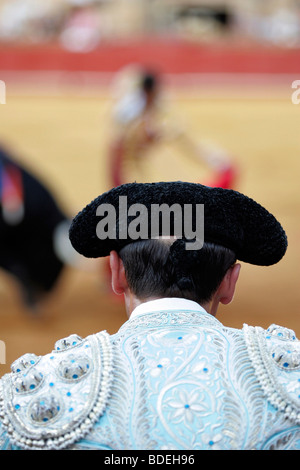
left=130, top=297, right=209, bottom=320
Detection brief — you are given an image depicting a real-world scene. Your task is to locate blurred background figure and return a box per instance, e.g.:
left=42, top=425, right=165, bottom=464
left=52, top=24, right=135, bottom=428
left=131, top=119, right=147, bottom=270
left=0, top=0, right=65, bottom=44
left=0, top=146, right=76, bottom=312
left=59, top=0, right=102, bottom=53
left=109, top=66, right=163, bottom=188
left=234, top=0, right=300, bottom=48
left=0, top=0, right=103, bottom=49
left=109, top=65, right=238, bottom=190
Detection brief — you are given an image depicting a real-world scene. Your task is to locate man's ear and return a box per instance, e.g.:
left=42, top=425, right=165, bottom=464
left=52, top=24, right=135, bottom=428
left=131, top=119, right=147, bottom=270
left=109, top=251, right=128, bottom=295
left=207, top=263, right=241, bottom=317
left=218, top=263, right=241, bottom=305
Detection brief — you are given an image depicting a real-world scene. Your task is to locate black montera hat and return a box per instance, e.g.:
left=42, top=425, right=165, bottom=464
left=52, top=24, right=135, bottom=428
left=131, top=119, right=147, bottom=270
left=69, top=181, right=287, bottom=266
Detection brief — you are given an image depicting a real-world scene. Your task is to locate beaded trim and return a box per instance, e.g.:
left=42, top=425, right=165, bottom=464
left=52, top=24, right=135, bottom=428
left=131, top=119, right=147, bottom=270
left=243, top=324, right=300, bottom=425
left=0, top=331, right=113, bottom=450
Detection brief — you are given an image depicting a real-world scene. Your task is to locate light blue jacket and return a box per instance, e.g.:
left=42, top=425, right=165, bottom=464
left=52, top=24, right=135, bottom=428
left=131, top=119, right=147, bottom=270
left=1, top=298, right=299, bottom=450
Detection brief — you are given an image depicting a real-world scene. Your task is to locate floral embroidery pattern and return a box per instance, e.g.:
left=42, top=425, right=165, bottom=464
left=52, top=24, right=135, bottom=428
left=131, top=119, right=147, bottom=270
left=165, top=389, right=209, bottom=425
left=202, top=432, right=223, bottom=450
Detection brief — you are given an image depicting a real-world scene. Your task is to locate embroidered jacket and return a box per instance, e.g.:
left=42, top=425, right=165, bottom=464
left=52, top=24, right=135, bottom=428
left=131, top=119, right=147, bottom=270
left=0, top=298, right=299, bottom=450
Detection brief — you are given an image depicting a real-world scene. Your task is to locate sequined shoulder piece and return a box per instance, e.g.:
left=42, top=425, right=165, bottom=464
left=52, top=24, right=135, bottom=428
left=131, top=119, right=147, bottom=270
left=0, top=331, right=113, bottom=450
left=243, top=323, right=300, bottom=425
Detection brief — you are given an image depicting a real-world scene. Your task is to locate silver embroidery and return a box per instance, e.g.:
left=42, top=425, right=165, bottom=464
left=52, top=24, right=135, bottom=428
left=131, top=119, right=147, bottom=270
left=0, top=331, right=113, bottom=450
left=244, top=324, right=300, bottom=425
left=2, top=311, right=299, bottom=450
left=113, top=314, right=267, bottom=450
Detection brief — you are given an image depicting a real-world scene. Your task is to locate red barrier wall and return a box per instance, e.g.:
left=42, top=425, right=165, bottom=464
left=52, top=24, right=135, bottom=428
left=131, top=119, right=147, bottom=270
left=1, top=37, right=299, bottom=74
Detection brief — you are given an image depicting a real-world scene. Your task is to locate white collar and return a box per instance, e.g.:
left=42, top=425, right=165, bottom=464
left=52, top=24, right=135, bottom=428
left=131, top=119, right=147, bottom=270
left=130, top=297, right=209, bottom=320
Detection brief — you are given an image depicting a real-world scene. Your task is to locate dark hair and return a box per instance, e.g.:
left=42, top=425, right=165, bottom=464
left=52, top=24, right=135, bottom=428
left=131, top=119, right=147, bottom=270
left=119, top=239, right=237, bottom=305
left=141, top=72, right=158, bottom=93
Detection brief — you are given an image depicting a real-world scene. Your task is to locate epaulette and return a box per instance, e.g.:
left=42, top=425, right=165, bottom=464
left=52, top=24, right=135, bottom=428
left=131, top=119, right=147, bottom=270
left=0, top=331, right=113, bottom=450
left=244, top=323, right=300, bottom=424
